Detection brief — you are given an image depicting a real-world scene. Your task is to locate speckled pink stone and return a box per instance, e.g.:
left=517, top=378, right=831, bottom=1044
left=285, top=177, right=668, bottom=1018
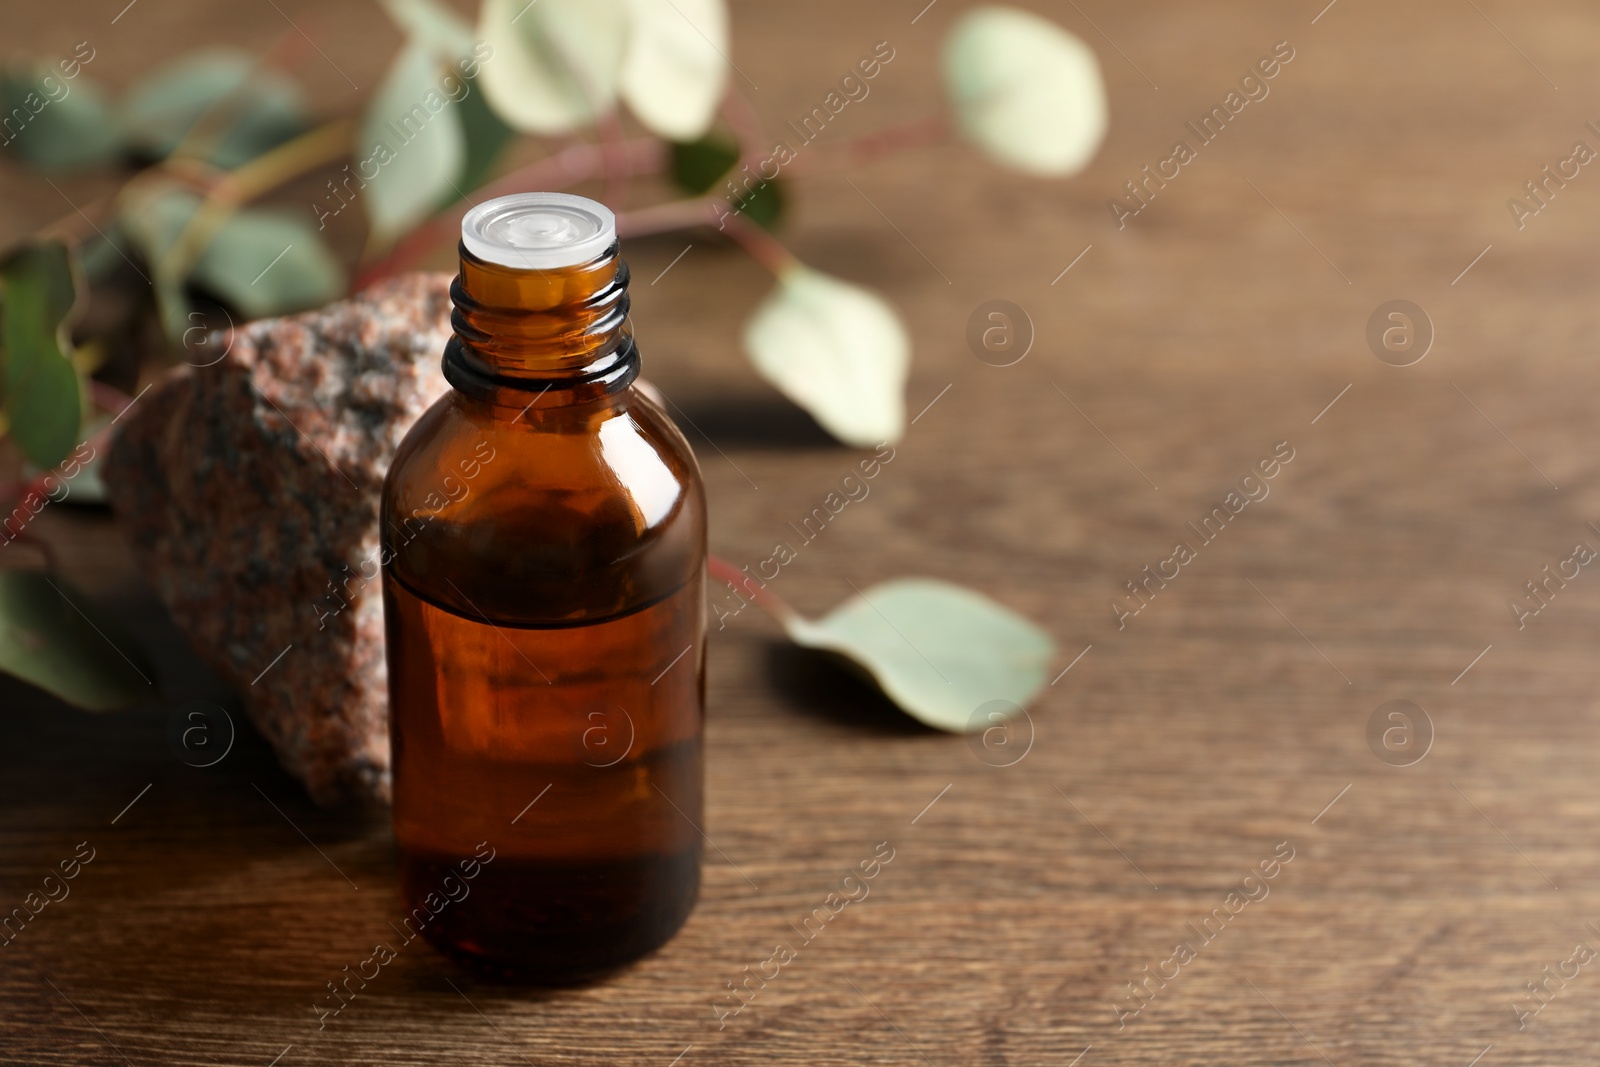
left=106, top=273, right=454, bottom=807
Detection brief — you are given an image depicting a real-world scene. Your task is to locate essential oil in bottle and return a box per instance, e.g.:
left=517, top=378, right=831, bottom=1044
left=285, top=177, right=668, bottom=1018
left=380, top=192, right=707, bottom=982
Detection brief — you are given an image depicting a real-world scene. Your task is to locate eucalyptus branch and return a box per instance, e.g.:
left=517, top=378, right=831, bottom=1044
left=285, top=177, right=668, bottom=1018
left=154, top=119, right=355, bottom=283
left=166, top=24, right=306, bottom=165
left=615, top=199, right=795, bottom=276
left=354, top=137, right=667, bottom=290
left=717, top=213, right=797, bottom=276
left=33, top=196, right=116, bottom=248
left=839, top=114, right=950, bottom=167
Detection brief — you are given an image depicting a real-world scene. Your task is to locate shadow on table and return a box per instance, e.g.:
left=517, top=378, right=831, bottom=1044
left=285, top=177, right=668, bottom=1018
left=667, top=393, right=842, bottom=451
left=761, top=640, right=932, bottom=738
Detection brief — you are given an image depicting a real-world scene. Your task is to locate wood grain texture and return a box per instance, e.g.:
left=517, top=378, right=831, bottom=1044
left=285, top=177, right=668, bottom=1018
left=5, top=0, right=1600, bottom=1063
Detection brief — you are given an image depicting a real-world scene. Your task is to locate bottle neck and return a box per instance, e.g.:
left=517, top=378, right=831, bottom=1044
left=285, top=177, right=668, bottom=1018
left=443, top=242, right=637, bottom=407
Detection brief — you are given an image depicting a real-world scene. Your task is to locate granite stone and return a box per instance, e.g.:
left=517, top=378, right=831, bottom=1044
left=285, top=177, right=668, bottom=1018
left=106, top=273, right=454, bottom=807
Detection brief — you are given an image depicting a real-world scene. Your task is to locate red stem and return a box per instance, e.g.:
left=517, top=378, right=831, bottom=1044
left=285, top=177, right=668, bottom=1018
left=708, top=553, right=797, bottom=621
left=354, top=138, right=668, bottom=290
left=720, top=86, right=770, bottom=173
left=840, top=114, right=950, bottom=167
left=595, top=112, right=632, bottom=211
left=89, top=380, right=135, bottom=417
left=720, top=214, right=795, bottom=276
left=615, top=197, right=721, bottom=237
left=615, top=199, right=795, bottom=277
left=355, top=106, right=945, bottom=290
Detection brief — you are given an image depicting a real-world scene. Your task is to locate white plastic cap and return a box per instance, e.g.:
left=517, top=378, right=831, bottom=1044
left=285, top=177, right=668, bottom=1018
left=460, top=192, right=616, bottom=269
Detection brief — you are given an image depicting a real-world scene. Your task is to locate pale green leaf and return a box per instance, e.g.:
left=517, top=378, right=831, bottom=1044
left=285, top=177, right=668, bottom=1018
left=377, top=0, right=509, bottom=204
left=193, top=210, right=346, bottom=318
left=782, top=578, right=1056, bottom=732
left=743, top=264, right=909, bottom=446
left=942, top=5, right=1108, bottom=177
left=0, top=68, right=120, bottom=171
left=619, top=0, right=728, bottom=141
left=477, top=0, right=628, bottom=134
left=118, top=48, right=308, bottom=169
left=123, top=189, right=345, bottom=320
left=360, top=41, right=468, bottom=244
left=1, top=241, right=84, bottom=469
left=0, top=571, right=154, bottom=711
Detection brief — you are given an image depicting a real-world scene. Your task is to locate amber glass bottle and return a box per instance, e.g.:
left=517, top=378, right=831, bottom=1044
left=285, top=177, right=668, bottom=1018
left=380, top=193, right=706, bottom=982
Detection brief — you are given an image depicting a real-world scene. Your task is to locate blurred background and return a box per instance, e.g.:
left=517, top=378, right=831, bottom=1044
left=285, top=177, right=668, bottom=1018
left=3, top=1, right=1600, bottom=1064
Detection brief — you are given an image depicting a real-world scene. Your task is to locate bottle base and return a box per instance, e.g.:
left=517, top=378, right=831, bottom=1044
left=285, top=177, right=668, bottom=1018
left=399, top=846, right=701, bottom=986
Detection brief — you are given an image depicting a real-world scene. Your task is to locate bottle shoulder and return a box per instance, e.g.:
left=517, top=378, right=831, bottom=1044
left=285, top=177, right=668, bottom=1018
left=382, top=387, right=706, bottom=624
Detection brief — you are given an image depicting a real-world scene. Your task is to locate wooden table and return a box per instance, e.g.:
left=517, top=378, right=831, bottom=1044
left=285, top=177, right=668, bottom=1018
left=5, top=0, right=1600, bottom=1063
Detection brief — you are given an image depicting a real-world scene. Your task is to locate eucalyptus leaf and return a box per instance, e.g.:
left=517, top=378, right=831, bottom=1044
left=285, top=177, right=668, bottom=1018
left=669, top=135, right=783, bottom=227
left=193, top=209, right=347, bottom=318
left=77, top=226, right=133, bottom=282
left=1, top=241, right=84, bottom=469
left=2, top=355, right=78, bottom=469
left=379, top=0, right=476, bottom=59
left=941, top=5, right=1108, bottom=177
left=360, top=41, right=468, bottom=245
left=115, top=188, right=190, bottom=342
left=0, top=570, right=154, bottom=711
left=152, top=274, right=196, bottom=348
left=669, top=135, right=738, bottom=195
left=735, top=178, right=783, bottom=231
left=377, top=0, right=509, bottom=206
left=0, top=67, right=120, bottom=171
left=743, top=264, right=909, bottom=446
left=619, top=0, right=728, bottom=141
left=451, top=69, right=514, bottom=199
left=477, top=0, right=628, bottom=134
left=120, top=186, right=196, bottom=257
left=23, top=415, right=109, bottom=505
left=782, top=578, right=1055, bottom=732
left=124, top=189, right=345, bottom=320
left=118, top=49, right=308, bottom=169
